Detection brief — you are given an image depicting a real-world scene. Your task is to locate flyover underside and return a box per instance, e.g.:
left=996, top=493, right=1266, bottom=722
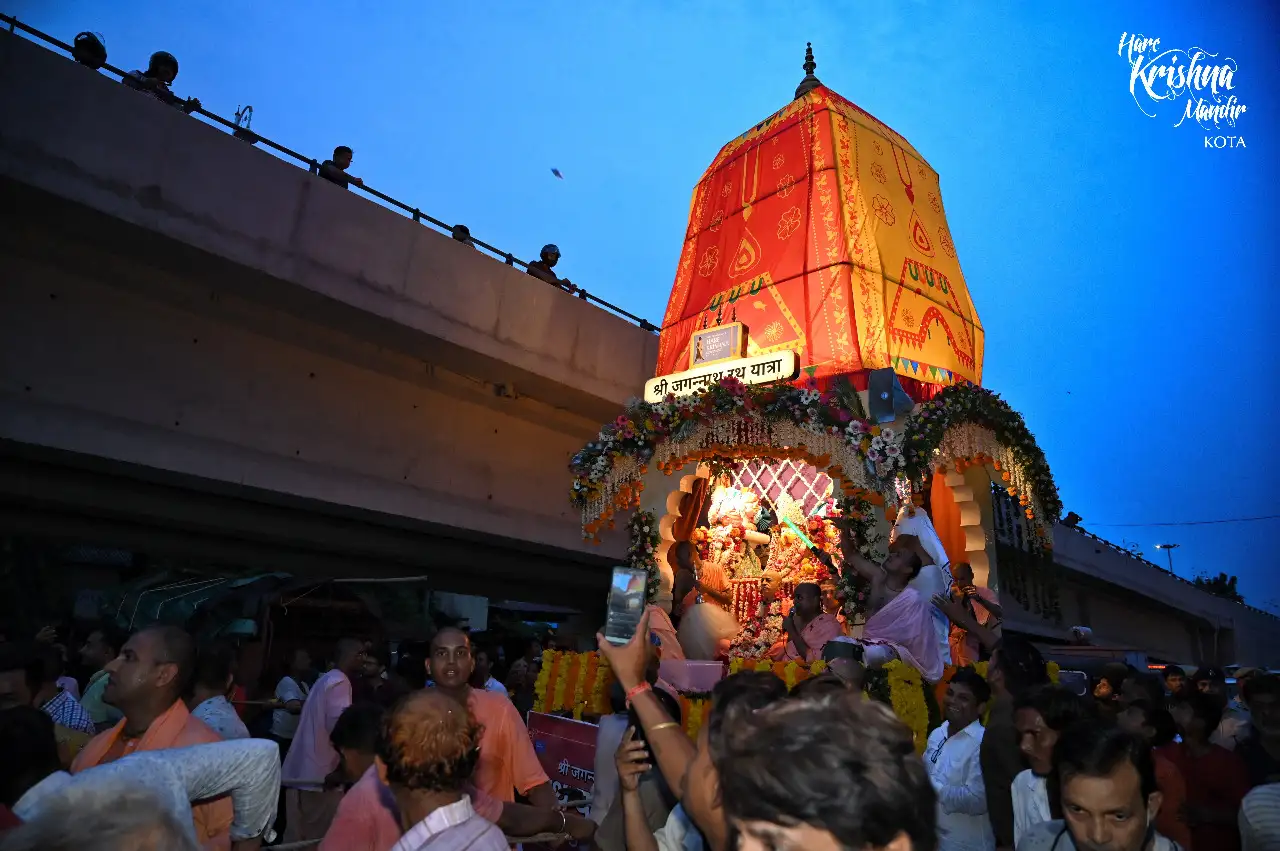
left=0, top=441, right=611, bottom=610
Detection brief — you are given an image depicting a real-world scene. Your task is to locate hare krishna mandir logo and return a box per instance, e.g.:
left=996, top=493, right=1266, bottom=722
left=1118, top=32, right=1248, bottom=149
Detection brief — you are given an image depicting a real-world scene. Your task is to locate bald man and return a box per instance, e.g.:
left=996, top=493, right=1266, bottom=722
left=377, top=690, right=508, bottom=851
left=71, top=626, right=233, bottom=850
left=280, top=638, right=367, bottom=843
left=429, top=628, right=555, bottom=809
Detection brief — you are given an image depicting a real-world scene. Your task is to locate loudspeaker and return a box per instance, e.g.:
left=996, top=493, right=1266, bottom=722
left=867, top=368, right=915, bottom=424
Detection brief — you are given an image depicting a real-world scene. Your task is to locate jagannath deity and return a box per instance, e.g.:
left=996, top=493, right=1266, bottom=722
left=680, top=474, right=849, bottom=660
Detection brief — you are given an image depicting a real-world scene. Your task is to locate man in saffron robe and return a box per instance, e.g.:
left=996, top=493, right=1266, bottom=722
left=948, top=562, right=1002, bottom=667
left=769, top=582, right=843, bottom=662
left=832, top=532, right=946, bottom=683
left=645, top=605, right=686, bottom=662
left=428, top=627, right=556, bottom=808
left=71, top=625, right=233, bottom=850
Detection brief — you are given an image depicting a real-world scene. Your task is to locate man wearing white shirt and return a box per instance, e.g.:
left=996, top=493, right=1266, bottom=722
left=471, top=649, right=508, bottom=697
left=189, top=642, right=251, bottom=741
left=924, top=667, right=994, bottom=851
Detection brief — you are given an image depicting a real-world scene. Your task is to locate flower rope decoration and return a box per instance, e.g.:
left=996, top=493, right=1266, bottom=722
left=571, top=652, right=589, bottom=720
left=533, top=651, right=1054, bottom=748
left=531, top=648, right=554, bottom=714
left=551, top=654, right=569, bottom=714
left=571, top=377, right=906, bottom=540
left=885, top=660, right=929, bottom=753
left=833, top=491, right=888, bottom=624
left=729, top=599, right=784, bottom=658
left=627, top=509, right=663, bottom=602
left=900, top=383, right=1061, bottom=549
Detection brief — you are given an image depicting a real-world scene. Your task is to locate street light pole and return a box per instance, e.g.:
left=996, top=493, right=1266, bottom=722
left=1154, top=543, right=1180, bottom=573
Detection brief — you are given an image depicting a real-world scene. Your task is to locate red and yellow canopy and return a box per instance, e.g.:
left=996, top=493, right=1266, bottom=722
left=656, top=85, right=983, bottom=396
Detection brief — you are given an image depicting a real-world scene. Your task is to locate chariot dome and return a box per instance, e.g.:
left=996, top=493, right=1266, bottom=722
left=655, top=45, right=984, bottom=399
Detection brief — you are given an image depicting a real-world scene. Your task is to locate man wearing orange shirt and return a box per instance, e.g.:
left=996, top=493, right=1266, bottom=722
left=430, top=627, right=557, bottom=809
left=70, top=625, right=233, bottom=850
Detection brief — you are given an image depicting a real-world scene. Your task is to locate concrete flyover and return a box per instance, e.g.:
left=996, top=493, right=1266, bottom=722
left=0, top=30, right=658, bottom=606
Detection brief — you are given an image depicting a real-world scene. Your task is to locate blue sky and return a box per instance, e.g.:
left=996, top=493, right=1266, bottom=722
left=18, top=1, right=1280, bottom=609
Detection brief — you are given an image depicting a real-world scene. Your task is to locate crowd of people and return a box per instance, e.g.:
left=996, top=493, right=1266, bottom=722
left=600, top=608, right=1280, bottom=851
left=0, top=604, right=1275, bottom=851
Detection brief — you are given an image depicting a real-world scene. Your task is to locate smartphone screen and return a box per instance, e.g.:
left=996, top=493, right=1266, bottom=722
left=603, top=566, right=650, bottom=646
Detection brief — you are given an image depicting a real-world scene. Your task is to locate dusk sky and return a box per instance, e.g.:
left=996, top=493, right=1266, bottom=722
left=20, top=1, right=1280, bottom=609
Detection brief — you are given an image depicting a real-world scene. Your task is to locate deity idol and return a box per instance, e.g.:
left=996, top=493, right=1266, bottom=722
left=678, top=480, right=770, bottom=659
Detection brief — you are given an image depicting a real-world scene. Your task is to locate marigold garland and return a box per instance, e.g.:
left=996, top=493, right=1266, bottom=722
left=529, top=652, right=1051, bottom=745
left=550, top=653, right=568, bottom=714
left=783, top=661, right=800, bottom=691
left=531, top=649, right=554, bottom=714
left=590, top=654, right=611, bottom=715
left=885, top=661, right=930, bottom=753
left=687, top=697, right=705, bottom=741
left=571, top=654, right=589, bottom=720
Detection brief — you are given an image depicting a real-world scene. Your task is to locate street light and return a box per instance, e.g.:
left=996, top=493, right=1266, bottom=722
left=1154, top=543, right=1180, bottom=573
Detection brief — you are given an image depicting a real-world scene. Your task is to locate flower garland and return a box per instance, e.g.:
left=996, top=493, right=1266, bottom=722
left=885, top=660, right=930, bottom=753
left=571, top=377, right=908, bottom=539
left=532, top=651, right=1060, bottom=748
left=783, top=661, right=801, bottom=691
left=531, top=649, right=554, bottom=713
left=729, top=600, right=784, bottom=658
left=833, top=491, right=888, bottom=623
left=686, top=698, right=706, bottom=741
left=627, top=509, right=663, bottom=601
left=589, top=653, right=611, bottom=715
left=572, top=654, right=590, bottom=720
left=900, top=384, right=1061, bottom=547
left=552, top=654, right=570, bottom=714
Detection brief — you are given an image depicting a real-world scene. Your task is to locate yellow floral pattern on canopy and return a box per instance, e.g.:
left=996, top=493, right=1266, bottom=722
left=656, top=84, right=983, bottom=396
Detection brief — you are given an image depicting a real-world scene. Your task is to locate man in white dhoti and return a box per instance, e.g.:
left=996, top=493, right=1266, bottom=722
left=826, top=530, right=946, bottom=683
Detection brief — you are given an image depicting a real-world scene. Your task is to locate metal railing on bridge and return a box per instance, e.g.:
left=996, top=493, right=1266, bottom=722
left=0, top=13, right=660, bottom=334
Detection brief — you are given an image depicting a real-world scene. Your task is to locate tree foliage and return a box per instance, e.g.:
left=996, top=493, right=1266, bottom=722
left=1192, top=571, right=1244, bottom=603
